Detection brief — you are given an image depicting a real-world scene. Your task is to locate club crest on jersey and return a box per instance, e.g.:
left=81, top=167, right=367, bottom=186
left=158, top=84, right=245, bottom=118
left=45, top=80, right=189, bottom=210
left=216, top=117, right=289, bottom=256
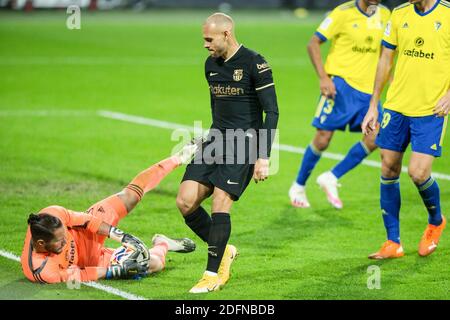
left=415, top=37, right=424, bottom=47
left=319, top=17, right=332, bottom=30
left=435, top=21, right=442, bottom=31
left=233, top=69, right=243, bottom=81
left=384, top=21, right=391, bottom=36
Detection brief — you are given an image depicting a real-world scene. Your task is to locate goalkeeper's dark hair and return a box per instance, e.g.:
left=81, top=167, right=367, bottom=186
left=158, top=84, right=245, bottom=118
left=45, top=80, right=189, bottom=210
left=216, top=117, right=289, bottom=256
left=28, top=213, right=63, bottom=242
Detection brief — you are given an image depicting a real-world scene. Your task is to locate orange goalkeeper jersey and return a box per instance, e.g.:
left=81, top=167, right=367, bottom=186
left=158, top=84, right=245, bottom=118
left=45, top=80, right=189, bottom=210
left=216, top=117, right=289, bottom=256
left=20, top=205, right=105, bottom=284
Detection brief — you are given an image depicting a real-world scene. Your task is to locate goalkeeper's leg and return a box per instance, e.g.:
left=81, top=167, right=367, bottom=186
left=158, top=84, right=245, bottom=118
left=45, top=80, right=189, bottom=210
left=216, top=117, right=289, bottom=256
left=117, top=139, right=202, bottom=213
left=147, top=242, right=169, bottom=273
left=118, top=156, right=181, bottom=213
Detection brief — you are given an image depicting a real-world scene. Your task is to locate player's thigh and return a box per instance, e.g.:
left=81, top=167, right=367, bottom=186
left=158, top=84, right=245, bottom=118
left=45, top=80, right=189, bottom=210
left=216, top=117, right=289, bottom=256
left=82, top=195, right=128, bottom=254
left=178, top=180, right=213, bottom=202
left=209, top=163, right=253, bottom=203
left=177, top=180, right=213, bottom=214
left=348, top=91, right=382, bottom=133
left=410, top=114, right=446, bottom=157
left=407, top=115, right=445, bottom=183
left=311, top=96, right=346, bottom=134
left=312, top=76, right=356, bottom=134
left=86, top=195, right=128, bottom=227
left=376, top=109, right=410, bottom=154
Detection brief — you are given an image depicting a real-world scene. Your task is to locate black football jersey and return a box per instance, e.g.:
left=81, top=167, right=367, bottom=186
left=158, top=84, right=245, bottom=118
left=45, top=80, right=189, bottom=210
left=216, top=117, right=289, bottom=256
left=205, top=45, right=276, bottom=131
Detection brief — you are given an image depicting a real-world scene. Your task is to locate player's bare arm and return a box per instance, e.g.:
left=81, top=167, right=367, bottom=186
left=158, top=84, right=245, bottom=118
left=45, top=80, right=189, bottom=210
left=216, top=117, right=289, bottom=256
left=307, top=34, right=336, bottom=99
left=362, top=46, right=395, bottom=135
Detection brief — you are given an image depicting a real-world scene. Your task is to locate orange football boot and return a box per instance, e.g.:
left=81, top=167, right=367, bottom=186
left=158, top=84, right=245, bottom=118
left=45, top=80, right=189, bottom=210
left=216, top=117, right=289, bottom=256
left=368, top=240, right=404, bottom=260
left=418, top=215, right=446, bottom=257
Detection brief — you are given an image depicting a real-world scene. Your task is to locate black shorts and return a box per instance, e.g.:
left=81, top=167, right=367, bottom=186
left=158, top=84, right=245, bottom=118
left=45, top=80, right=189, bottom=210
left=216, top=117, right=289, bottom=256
left=181, top=133, right=257, bottom=201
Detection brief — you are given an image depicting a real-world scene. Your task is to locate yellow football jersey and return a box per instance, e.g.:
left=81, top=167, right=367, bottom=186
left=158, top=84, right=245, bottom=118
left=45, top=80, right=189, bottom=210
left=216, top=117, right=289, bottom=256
left=383, top=1, right=450, bottom=116
left=316, top=1, right=391, bottom=94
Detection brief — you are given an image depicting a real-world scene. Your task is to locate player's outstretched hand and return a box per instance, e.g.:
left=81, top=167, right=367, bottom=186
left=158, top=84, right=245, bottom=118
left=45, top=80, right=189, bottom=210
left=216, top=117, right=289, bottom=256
left=362, top=106, right=379, bottom=136
left=253, top=158, right=269, bottom=183
left=433, top=91, right=450, bottom=117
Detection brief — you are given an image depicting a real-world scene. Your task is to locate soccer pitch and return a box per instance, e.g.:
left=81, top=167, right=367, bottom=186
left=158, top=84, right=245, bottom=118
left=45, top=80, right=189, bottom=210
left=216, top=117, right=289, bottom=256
left=0, top=10, right=449, bottom=300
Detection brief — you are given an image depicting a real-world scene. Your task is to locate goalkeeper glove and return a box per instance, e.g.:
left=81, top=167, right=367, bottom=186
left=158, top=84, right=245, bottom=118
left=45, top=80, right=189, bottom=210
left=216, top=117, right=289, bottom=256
left=105, top=250, right=148, bottom=280
left=109, top=226, right=146, bottom=251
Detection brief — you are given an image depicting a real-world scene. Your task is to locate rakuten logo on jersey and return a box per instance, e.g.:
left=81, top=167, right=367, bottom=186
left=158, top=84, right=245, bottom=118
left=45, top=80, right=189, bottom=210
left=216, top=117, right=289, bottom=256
left=209, top=84, right=245, bottom=96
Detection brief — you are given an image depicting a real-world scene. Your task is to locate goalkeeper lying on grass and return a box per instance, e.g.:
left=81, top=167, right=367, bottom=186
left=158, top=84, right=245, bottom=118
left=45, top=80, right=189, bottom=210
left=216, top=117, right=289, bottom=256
left=20, top=140, right=202, bottom=284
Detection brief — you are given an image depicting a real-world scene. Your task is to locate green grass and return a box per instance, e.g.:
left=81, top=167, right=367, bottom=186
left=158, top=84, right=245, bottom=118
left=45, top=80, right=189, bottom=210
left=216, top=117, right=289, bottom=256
left=0, top=10, right=449, bottom=300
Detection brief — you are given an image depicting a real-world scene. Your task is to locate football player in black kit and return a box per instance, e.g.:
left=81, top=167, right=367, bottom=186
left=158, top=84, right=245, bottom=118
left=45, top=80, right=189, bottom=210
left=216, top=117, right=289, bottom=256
left=176, top=12, right=279, bottom=293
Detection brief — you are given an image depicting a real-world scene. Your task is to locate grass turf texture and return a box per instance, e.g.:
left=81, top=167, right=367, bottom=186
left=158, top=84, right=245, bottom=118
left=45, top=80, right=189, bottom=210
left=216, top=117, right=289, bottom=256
left=0, top=10, right=449, bottom=300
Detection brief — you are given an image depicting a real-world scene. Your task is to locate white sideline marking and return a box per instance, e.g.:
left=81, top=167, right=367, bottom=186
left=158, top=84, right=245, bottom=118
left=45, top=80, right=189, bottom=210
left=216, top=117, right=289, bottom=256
left=82, top=282, right=146, bottom=300
left=98, top=110, right=450, bottom=182
left=0, top=249, right=146, bottom=300
left=98, top=110, right=193, bottom=132
left=0, top=110, right=93, bottom=117
left=0, top=249, right=20, bottom=262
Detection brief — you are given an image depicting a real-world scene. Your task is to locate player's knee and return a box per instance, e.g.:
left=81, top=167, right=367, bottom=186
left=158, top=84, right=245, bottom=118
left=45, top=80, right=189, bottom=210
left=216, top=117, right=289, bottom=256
left=314, top=140, right=329, bottom=151
left=212, top=192, right=233, bottom=213
left=117, top=190, right=139, bottom=212
left=381, top=159, right=401, bottom=178
left=176, top=194, right=196, bottom=216
left=367, top=142, right=378, bottom=153
left=148, top=254, right=164, bottom=273
left=313, top=131, right=332, bottom=151
left=408, top=167, right=429, bottom=185
left=362, top=137, right=377, bottom=152
left=212, top=198, right=226, bottom=212
left=381, top=167, right=401, bottom=178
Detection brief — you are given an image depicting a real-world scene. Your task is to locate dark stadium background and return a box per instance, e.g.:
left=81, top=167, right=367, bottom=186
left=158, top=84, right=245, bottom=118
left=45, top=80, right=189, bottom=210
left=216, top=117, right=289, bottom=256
left=0, top=0, right=409, bottom=10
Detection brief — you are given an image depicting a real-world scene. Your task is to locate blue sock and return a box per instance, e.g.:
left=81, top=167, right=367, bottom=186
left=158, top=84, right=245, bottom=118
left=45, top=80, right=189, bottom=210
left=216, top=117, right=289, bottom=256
left=331, top=141, right=370, bottom=179
left=380, top=176, right=401, bottom=244
left=295, top=144, right=322, bottom=186
left=417, top=177, right=442, bottom=226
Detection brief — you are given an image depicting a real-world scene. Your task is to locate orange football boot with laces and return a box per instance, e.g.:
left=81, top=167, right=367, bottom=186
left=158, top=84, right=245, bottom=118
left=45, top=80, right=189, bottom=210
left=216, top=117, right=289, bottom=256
left=418, top=215, right=446, bottom=257
left=368, top=240, right=405, bottom=260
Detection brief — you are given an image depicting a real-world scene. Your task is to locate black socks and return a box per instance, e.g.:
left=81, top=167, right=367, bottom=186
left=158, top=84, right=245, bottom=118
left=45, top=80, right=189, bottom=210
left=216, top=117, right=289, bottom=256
left=184, top=206, right=212, bottom=243
left=206, top=212, right=231, bottom=273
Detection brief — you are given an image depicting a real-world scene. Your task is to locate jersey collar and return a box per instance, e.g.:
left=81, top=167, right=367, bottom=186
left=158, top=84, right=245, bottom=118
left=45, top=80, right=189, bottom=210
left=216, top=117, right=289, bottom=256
left=224, top=44, right=243, bottom=63
left=355, top=0, right=377, bottom=18
left=414, top=0, right=439, bottom=17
